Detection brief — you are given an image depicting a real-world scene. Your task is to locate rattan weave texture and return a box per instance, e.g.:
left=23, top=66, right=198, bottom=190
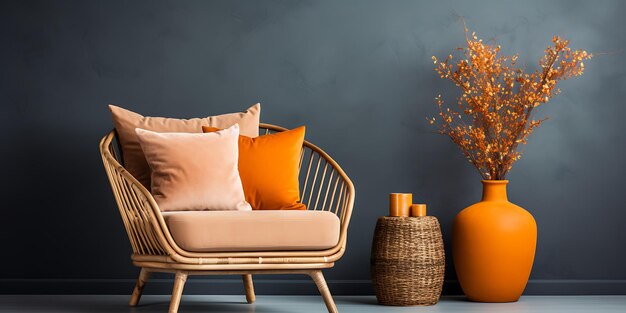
left=371, top=216, right=445, bottom=306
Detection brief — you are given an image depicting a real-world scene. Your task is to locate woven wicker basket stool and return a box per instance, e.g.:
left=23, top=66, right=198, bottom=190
left=371, top=216, right=445, bottom=306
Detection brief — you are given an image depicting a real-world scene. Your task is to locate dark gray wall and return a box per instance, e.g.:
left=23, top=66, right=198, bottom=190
left=2, top=0, right=625, bottom=295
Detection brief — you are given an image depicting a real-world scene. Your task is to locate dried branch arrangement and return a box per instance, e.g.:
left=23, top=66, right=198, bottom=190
left=430, top=27, right=592, bottom=180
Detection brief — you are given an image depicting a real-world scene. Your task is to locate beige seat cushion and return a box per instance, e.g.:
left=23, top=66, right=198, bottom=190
left=162, top=210, right=340, bottom=252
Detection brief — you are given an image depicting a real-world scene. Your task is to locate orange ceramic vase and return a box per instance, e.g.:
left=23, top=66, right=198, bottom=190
left=452, top=180, right=537, bottom=302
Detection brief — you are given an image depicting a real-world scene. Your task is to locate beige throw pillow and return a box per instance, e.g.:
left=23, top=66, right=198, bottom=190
left=109, top=103, right=260, bottom=189
left=134, top=124, right=251, bottom=212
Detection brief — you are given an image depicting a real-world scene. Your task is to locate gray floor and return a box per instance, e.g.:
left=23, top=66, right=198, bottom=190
left=0, top=295, right=625, bottom=312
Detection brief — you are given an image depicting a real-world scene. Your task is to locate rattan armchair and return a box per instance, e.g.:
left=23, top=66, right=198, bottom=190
left=99, top=123, right=355, bottom=313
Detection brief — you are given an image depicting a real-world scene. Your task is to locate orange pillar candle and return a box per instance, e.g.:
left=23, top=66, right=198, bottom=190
left=411, top=204, right=427, bottom=217
left=389, top=193, right=412, bottom=217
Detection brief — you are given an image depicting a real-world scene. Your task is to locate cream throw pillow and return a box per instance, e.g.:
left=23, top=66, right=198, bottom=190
left=135, top=124, right=251, bottom=212
left=109, top=103, right=260, bottom=189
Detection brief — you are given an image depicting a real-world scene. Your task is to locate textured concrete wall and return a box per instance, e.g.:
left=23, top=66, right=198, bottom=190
left=2, top=0, right=625, bottom=294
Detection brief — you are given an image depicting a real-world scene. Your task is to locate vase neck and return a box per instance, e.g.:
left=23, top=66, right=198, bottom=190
left=481, top=180, right=509, bottom=201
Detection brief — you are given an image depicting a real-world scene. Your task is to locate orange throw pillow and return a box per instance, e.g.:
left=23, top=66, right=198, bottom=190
left=203, top=125, right=306, bottom=210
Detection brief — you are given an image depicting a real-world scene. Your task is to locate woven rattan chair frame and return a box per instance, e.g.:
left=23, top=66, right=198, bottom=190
left=99, top=123, right=355, bottom=313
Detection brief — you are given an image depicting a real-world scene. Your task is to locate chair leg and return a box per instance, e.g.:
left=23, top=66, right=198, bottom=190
left=129, top=268, right=150, bottom=306
left=242, top=274, right=256, bottom=304
left=168, top=271, right=188, bottom=313
left=309, top=270, right=338, bottom=313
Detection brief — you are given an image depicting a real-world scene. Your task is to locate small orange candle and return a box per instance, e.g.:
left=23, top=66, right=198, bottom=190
left=411, top=204, right=427, bottom=217
left=389, top=193, right=412, bottom=217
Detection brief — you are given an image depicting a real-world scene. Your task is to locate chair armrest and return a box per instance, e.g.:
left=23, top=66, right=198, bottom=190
left=100, top=131, right=172, bottom=256
left=299, top=141, right=355, bottom=255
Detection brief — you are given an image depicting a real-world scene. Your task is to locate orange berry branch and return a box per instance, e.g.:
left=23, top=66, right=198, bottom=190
left=430, top=27, right=592, bottom=180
